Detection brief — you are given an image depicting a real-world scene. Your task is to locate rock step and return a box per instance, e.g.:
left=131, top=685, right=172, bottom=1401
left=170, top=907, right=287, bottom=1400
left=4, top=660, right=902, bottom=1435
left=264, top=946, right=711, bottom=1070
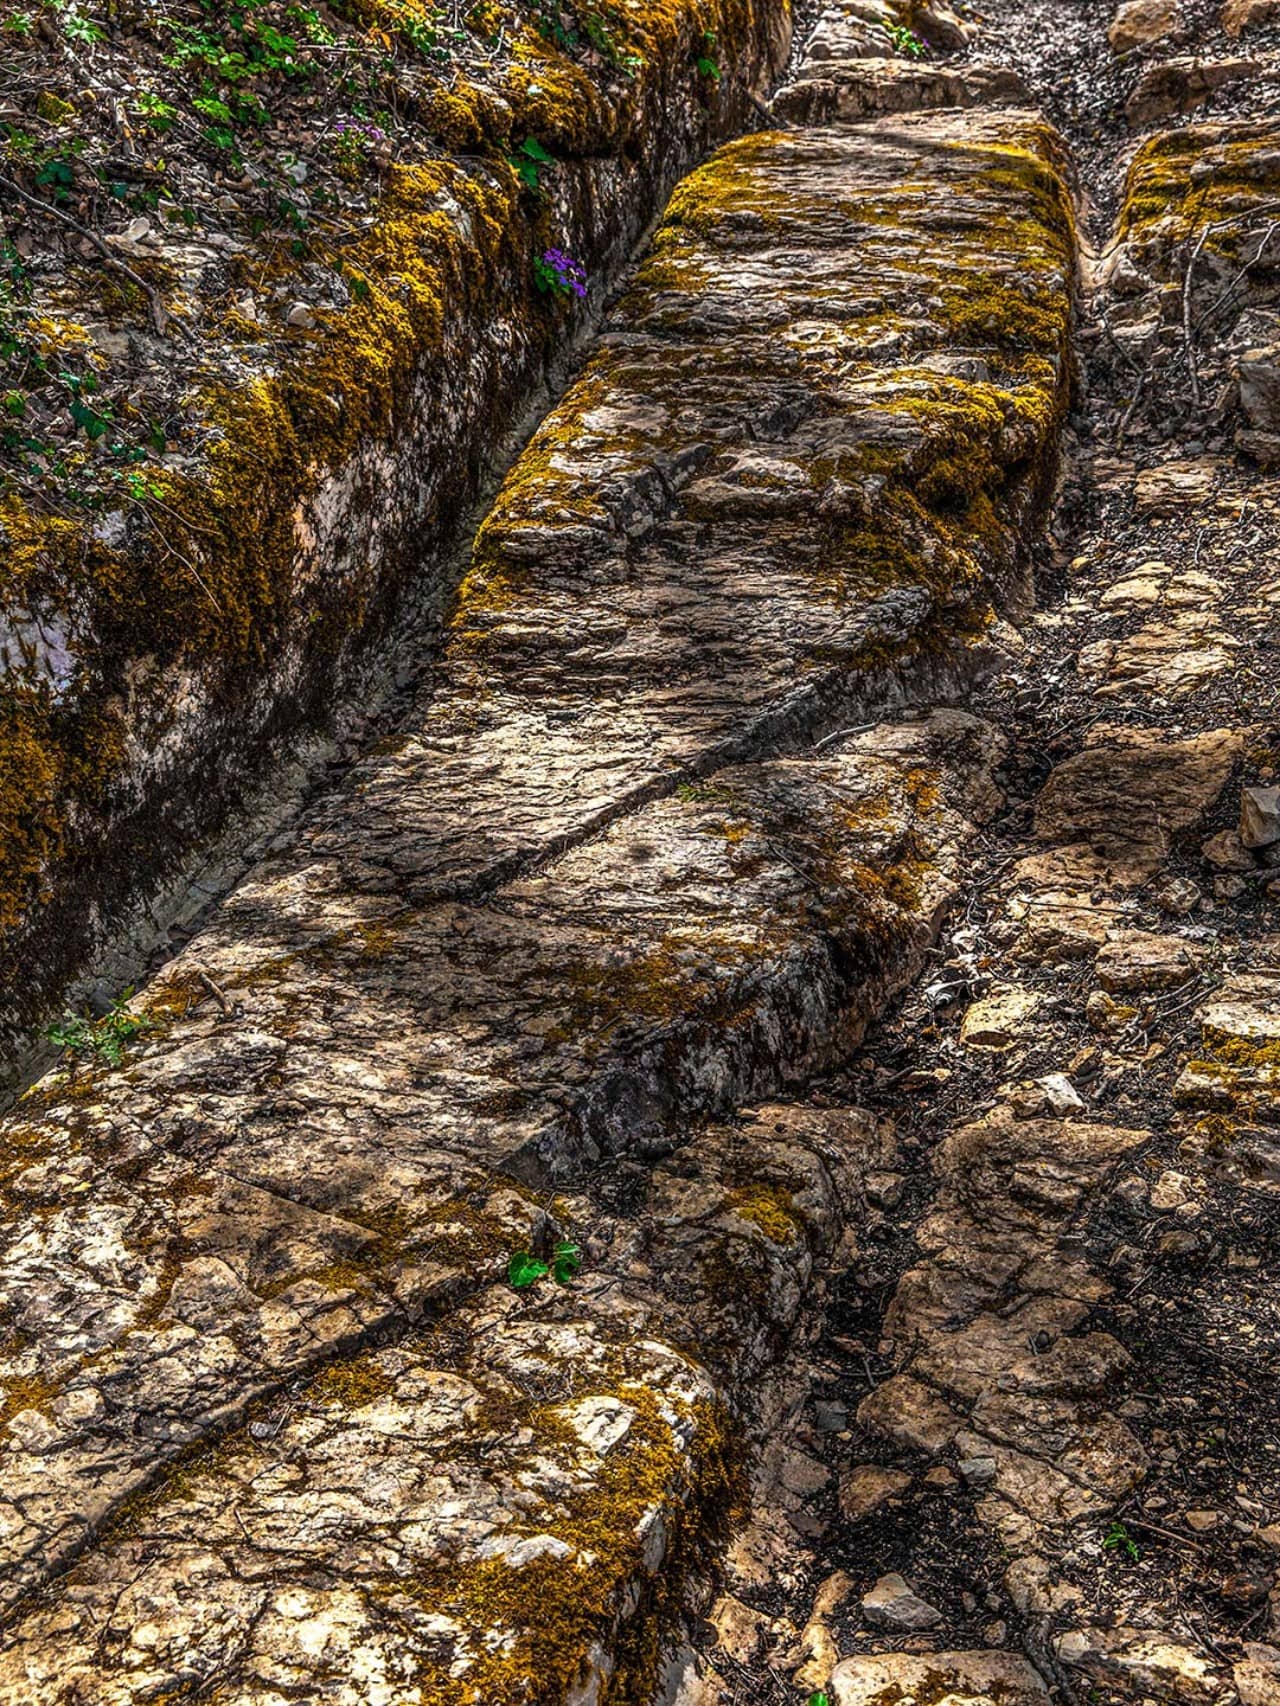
left=0, top=82, right=1075, bottom=1694
left=0, top=1103, right=898, bottom=1703
left=291, top=107, right=1072, bottom=906
left=0, top=0, right=793, bottom=1058
left=0, top=709, right=1001, bottom=1623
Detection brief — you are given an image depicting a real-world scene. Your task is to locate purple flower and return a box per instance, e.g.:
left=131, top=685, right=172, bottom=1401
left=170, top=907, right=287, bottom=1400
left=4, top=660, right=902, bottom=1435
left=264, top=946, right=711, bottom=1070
left=541, top=247, right=587, bottom=298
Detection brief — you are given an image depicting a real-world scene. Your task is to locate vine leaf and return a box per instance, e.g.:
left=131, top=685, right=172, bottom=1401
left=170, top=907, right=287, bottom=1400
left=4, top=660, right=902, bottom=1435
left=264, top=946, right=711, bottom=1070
left=507, top=1251, right=550, bottom=1289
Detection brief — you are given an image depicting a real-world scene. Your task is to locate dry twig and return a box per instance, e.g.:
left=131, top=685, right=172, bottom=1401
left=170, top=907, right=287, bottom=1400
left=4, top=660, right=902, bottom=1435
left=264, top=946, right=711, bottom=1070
left=0, top=174, right=197, bottom=342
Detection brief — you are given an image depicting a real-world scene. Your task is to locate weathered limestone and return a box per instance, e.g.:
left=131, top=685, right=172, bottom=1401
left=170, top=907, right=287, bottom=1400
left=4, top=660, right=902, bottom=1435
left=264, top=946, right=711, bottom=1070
left=0, top=709, right=1003, bottom=1618
left=0, top=75, right=1076, bottom=1691
left=860, top=1108, right=1151, bottom=1527
left=1125, top=55, right=1265, bottom=123
left=832, top=1650, right=1051, bottom=1706
left=1107, top=120, right=1280, bottom=360
left=663, top=0, right=1280, bottom=1692
left=0, top=0, right=793, bottom=1053
left=773, top=59, right=1031, bottom=123
left=1109, top=0, right=1180, bottom=54
left=0, top=1104, right=895, bottom=1703
left=295, top=108, right=1073, bottom=909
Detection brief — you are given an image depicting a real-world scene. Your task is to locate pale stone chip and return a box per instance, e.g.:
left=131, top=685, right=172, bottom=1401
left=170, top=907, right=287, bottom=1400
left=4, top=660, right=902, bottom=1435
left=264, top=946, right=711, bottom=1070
left=861, top=1571, right=943, bottom=1630
left=839, top=1463, right=912, bottom=1521
left=831, top=1650, right=1050, bottom=1706
left=1095, top=929, right=1203, bottom=992
left=1108, top=0, right=1179, bottom=50
left=1058, top=1628, right=1229, bottom=1703
left=959, top=984, right=1042, bottom=1049
left=857, top=1374, right=964, bottom=1454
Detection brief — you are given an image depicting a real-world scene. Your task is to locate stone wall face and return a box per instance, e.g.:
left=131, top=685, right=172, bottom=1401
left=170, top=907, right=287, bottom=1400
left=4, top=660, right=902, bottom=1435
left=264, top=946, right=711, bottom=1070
left=0, top=0, right=790, bottom=1051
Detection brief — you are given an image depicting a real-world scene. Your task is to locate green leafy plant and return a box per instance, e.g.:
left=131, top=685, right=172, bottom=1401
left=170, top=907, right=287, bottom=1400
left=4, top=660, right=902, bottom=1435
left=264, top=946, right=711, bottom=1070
left=1102, top=1520, right=1140, bottom=1563
left=507, top=1238, right=583, bottom=1289
left=807, top=1694, right=831, bottom=1706
left=63, top=370, right=112, bottom=440
left=46, top=993, right=153, bottom=1068
left=61, top=10, right=106, bottom=46
left=886, top=21, right=926, bottom=55
left=584, top=11, right=641, bottom=73
left=33, top=157, right=76, bottom=200
left=695, top=27, right=720, bottom=78
left=133, top=91, right=178, bottom=132
left=506, top=134, right=553, bottom=189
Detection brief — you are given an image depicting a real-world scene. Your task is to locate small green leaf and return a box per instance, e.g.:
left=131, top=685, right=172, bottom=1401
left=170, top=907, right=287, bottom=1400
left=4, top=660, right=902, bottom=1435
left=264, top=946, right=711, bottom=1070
left=193, top=96, right=234, bottom=124
left=520, top=136, right=553, bottom=162
left=551, top=1238, right=581, bottom=1284
left=1101, top=1520, right=1140, bottom=1562
left=508, top=1251, right=550, bottom=1289
left=807, top=1693, right=830, bottom=1706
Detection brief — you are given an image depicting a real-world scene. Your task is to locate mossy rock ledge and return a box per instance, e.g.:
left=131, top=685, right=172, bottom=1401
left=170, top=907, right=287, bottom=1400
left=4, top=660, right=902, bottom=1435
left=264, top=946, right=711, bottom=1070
left=0, top=0, right=789, bottom=1055
left=0, top=69, right=1077, bottom=1706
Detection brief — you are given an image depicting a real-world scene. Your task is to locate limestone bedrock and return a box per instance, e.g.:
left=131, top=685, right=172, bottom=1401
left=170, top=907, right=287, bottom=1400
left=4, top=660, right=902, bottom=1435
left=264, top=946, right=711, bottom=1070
left=0, top=84, right=1073, bottom=1703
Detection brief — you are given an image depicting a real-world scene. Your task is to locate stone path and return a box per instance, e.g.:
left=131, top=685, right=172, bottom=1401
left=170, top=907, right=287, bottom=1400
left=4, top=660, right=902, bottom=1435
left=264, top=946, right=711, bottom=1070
left=3, top=0, right=1280, bottom=1701
left=0, top=15, right=1074, bottom=1698
left=662, top=3, right=1280, bottom=1704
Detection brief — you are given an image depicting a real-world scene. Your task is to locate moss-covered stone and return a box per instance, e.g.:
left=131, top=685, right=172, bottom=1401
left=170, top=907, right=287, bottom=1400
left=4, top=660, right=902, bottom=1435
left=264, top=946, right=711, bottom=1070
left=0, top=0, right=790, bottom=1054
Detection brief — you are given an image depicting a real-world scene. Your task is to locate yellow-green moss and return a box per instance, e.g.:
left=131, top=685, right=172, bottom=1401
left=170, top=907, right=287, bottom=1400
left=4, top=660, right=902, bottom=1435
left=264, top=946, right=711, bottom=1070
left=0, top=0, right=782, bottom=1011
left=396, top=1382, right=740, bottom=1706
left=1118, top=124, right=1280, bottom=263
left=0, top=1370, right=59, bottom=1429
left=729, top=1183, right=800, bottom=1244
left=1199, top=1028, right=1280, bottom=1072
left=306, top=1356, right=397, bottom=1408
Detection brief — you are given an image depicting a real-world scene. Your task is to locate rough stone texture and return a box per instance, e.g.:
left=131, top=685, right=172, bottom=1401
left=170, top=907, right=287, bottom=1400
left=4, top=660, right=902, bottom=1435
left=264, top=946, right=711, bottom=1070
left=0, top=710, right=1002, bottom=1617
left=1058, top=1629, right=1228, bottom=1701
left=0, top=73, right=1079, bottom=1695
left=315, top=107, right=1073, bottom=909
left=1108, top=0, right=1180, bottom=52
left=672, top=15, right=1280, bottom=1706
left=1223, top=0, right=1280, bottom=31
left=0, top=1104, right=895, bottom=1704
left=861, top=1572, right=944, bottom=1629
left=1032, top=724, right=1246, bottom=884
left=1125, top=56, right=1266, bottom=124
left=0, top=0, right=793, bottom=1054
left=773, top=59, right=1031, bottom=123
left=831, top=1650, right=1051, bottom=1706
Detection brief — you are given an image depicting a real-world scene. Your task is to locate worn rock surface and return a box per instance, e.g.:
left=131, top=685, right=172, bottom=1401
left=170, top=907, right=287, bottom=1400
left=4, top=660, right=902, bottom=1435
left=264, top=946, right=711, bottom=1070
left=0, top=0, right=793, bottom=1062
left=668, top=0, right=1280, bottom=1702
left=0, top=24, right=1077, bottom=1698
left=9, top=0, right=1280, bottom=1696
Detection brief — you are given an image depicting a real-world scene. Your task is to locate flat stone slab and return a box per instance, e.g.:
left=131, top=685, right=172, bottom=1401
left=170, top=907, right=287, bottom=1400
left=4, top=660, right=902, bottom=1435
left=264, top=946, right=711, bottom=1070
left=0, top=1104, right=892, bottom=1703
left=773, top=58, right=1031, bottom=124
left=294, top=109, right=1073, bottom=907
left=0, top=711, right=1000, bottom=1614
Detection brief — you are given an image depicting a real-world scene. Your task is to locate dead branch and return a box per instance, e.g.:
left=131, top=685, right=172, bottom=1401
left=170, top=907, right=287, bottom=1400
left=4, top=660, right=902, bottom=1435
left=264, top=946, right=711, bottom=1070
left=0, top=172, right=195, bottom=341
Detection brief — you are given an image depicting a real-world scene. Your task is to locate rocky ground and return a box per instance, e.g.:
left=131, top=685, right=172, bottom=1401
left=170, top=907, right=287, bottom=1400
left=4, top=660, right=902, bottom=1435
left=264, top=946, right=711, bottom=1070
left=667, top=2, right=1280, bottom=1704
left=1, top=0, right=1279, bottom=1702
